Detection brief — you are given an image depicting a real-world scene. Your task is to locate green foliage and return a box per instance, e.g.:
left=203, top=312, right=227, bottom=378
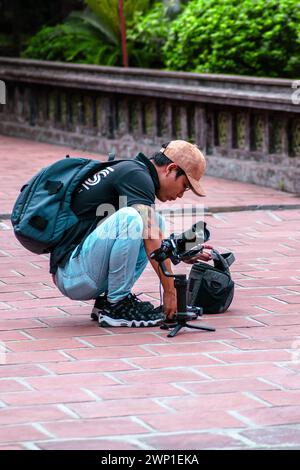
left=22, top=20, right=119, bottom=65
left=22, top=0, right=300, bottom=77
left=163, top=0, right=300, bottom=77
left=85, top=0, right=151, bottom=40
left=22, top=0, right=153, bottom=66
left=127, top=2, right=170, bottom=68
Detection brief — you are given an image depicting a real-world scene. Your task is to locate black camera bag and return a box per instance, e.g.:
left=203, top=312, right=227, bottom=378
left=187, top=250, right=235, bottom=314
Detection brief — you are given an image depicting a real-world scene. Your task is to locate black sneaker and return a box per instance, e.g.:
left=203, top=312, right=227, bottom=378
left=91, top=293, right=155, bottom=321
left=91, top=293, right=107, bottom=321
left=98, top=293, right=164, bottom=328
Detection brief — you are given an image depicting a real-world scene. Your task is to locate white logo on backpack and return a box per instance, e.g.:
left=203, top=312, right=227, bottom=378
left=78, top=167, right=115, bottom=192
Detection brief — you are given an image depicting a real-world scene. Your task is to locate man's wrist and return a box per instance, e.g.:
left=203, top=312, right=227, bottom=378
left=163, top=287, right=176, bottom=295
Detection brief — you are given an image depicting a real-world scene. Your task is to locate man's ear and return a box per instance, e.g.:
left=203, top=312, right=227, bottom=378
left=166, top=163, right=178, bottom=175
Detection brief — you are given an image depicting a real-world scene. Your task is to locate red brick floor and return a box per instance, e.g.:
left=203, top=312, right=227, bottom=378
left=1, top=135, right=300, bottom=450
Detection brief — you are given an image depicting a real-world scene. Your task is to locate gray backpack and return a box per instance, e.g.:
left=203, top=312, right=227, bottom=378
left=187, top=250, right=235, bottom=314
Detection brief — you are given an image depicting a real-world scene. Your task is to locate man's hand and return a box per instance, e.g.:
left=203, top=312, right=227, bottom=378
left=163, top=290, right=177, bottom=320
left=182, top=244, right=213, bottom=264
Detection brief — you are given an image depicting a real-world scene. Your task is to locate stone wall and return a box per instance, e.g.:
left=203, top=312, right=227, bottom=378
left=0, top=58, right=299, bottom=192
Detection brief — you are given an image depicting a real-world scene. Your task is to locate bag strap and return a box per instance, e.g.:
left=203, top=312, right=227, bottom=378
left=211, top=249, right=235, bottom=272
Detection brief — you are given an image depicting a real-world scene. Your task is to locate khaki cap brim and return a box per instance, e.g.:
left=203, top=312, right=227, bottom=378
left=186, top=174, right=206, bottom=197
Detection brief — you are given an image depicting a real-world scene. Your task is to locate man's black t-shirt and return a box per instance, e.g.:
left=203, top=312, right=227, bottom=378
left=49, top=154, right=159, bottom=273
left=72, top=159, right=156, bottom=218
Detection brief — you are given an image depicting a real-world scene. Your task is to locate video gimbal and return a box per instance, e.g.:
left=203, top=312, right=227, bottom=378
left=150, top=221, right=216, bottom=338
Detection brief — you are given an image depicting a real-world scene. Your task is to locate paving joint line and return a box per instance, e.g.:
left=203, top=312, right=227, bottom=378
left=160, top=204, right=300, bottom=215
left=2, top=204, right=300, bottom=222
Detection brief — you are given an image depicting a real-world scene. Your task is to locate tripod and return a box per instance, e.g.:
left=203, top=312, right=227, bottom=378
left=158, top=261, right=216, bottom=338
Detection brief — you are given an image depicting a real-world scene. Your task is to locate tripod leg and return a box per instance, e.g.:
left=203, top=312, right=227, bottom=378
left=167, top=324, right=183, bottom=338
left=186, top=323, right=215, bottom=332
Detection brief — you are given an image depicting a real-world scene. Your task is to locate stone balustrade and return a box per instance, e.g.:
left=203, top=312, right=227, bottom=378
left=0, top=58, right=299, bottom=192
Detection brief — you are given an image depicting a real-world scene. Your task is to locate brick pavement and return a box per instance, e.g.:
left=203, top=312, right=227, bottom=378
left=1, top=135, right=300, bottom=450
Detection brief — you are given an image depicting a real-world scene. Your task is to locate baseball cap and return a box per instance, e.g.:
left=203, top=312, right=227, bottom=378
left=160, top=140, right=206, bottom=197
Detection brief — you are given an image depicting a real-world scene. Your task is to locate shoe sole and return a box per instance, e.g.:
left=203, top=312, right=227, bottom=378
left=91, top=306, right=103, bottom=321
left=98, top=314, right=163, bottom=328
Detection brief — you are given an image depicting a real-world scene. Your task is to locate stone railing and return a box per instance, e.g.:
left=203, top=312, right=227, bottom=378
left=0, top=58, right=299, bottom=193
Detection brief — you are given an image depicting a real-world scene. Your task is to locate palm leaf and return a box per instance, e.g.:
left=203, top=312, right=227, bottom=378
left=85, top=0, right=150, bottom=32
left=86, top=0, right=120, bottom=38
left=69, top=10, right=119, bottom=45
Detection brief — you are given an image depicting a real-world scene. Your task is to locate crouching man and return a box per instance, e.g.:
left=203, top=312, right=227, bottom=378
left=51, top=140, right=212, bottom=327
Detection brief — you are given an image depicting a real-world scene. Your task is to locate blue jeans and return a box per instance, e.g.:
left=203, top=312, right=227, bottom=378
left=54, top=207, right=163, bottom=303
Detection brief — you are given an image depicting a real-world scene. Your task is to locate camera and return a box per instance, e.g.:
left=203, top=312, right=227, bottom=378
left=150, top=220, right=215, bottom=337
left=150, top=221, right=210, bottom=265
